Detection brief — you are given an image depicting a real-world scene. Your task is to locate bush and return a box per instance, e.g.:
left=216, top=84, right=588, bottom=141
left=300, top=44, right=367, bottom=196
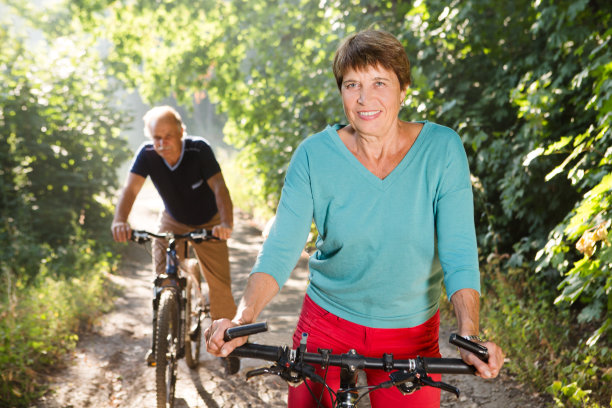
left=0, top=243, right=119, bottom=406
left=0, top=16, right=132, bottom=407
left=480, top=260, right=611, bottom=407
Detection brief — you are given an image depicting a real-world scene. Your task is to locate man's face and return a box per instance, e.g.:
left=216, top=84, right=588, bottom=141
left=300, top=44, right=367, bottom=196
left=150, top=116, right=183, bottom=166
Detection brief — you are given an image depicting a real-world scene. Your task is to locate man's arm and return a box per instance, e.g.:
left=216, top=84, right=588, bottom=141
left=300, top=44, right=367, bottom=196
left=450, top=288, right=505, bottom=378
left=207, top=171, right=233, bottom=240
left=111, top=172, right=146, bottom=242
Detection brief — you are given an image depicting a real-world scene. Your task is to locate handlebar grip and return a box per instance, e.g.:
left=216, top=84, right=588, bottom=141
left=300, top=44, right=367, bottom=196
left=449, top=334, right=489, bottom=363
left=423, top=357, right=476, bottom=375
left=224, top=322, right=268, bottom=341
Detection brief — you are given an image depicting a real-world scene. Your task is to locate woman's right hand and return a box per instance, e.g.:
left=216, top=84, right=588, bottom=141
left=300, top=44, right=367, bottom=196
left=205, top=318, right=249, bottom=357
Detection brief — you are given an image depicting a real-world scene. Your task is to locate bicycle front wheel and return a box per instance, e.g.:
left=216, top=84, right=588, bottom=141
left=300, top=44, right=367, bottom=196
left=184, top=274, right=203, bottom=369
left=155, top=289, right=179, bottom=408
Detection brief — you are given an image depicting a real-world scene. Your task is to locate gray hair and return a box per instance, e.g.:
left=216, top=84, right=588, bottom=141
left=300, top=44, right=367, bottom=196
left=142, top=105, right=185, bottom=138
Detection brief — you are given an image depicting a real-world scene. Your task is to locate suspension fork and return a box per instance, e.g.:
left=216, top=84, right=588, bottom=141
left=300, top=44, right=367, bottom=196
left=151, top=239, right=185, bottom=355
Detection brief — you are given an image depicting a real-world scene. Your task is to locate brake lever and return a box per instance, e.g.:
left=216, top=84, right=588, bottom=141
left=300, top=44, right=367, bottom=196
left=245, top=363, right=307, bottom=385
left=245, top=366, right=281, bottom=380
left=420, top=376, right=460, bottom=398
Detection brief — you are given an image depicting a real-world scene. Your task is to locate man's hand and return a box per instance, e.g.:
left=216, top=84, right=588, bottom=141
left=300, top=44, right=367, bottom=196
left=212, top=223, right=232, bottom=240
left=459, top=340, right=505, bottom=379
left=111, top=221, right=132, bottom=242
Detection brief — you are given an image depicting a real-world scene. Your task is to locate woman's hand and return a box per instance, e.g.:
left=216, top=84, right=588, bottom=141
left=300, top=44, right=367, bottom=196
left=206, top=273, right=279, bottom=357
left=459, top=340, right=505, bottom=379
left=204, top=318, right=248, bottom=357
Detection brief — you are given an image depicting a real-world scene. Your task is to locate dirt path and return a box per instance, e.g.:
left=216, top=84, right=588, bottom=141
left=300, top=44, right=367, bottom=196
left=35, top=186, right=548, bottom=407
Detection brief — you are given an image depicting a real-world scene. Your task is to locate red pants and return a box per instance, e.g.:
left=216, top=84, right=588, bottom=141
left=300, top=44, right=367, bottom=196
left=288, top=295, right=441, bottom=407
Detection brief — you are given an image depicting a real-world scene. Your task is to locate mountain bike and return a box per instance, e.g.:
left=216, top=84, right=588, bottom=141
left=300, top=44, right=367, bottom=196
left=131, top=228, right=216, bottom=408
left=224, top=322, right=489, bottom=407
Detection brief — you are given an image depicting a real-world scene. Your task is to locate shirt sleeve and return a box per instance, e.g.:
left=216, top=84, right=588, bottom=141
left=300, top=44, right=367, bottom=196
left=434, top=131, right=481, bottom=299
left=129, top=143, right=150, bottom=178
left=197, top=140, right=221, bottom=180
left=251, top=143, right=314, bottom=288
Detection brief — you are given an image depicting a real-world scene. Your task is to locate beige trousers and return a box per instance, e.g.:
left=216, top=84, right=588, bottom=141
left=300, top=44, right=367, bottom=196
left=152, top=211, right=237, bottom=320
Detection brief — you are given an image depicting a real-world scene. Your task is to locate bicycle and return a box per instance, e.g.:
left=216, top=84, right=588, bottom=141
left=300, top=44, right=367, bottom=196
left=131, top=228, right=217, bottom=408
left=223, top=322, right=490, bottom=407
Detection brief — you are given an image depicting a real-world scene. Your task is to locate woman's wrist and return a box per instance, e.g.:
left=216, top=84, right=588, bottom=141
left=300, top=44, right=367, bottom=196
left=233, top=306, right=256, bottom=326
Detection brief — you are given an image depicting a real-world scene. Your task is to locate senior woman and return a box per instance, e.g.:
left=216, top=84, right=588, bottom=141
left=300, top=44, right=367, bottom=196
left=206, top=29, right=504, bottom=407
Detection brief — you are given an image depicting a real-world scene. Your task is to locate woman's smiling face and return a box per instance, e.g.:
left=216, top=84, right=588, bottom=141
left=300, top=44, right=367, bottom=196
left=340, top=64, right=406, bottom=137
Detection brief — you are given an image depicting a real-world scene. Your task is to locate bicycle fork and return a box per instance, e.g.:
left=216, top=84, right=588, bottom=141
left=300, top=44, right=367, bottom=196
left=150, top=243, right=188, bottom=361
left=149, top=283, right=162, bottom=360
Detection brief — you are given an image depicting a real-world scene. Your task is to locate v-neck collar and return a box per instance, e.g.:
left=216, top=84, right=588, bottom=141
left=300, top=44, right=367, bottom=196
left=163, top=138, right=185, bottom=171
left=327, top=121, right=429, bottom=190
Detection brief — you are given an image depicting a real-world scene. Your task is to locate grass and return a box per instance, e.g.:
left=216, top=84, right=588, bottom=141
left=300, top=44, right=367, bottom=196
left=449, top=262, right=612, bottom=408
left=0, top=248, right=120, bottom=407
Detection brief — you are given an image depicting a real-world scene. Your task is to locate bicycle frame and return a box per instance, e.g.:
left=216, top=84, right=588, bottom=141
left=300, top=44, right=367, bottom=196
left=131, top=228, right=217, bottom=408
left=133, top=229, right=214, bottom=358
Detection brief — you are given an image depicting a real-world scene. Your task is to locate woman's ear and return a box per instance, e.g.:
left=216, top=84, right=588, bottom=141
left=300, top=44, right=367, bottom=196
left=400, top=87, right=408, bottom=105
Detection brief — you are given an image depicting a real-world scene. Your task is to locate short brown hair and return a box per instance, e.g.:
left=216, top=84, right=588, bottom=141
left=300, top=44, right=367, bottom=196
left=333, top=29, right=411, bottom=91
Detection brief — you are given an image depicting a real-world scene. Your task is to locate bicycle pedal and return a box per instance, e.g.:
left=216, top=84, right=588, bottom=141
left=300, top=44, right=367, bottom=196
left=145, top=349, right=156, bottom=367
left=221, top=356, right=241, bottom=375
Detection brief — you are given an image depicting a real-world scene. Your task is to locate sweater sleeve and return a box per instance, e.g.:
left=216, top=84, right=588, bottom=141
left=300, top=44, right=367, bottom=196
left=435, top=132, right=481, bottom=299
left=250, top=143, right=314, bottom=288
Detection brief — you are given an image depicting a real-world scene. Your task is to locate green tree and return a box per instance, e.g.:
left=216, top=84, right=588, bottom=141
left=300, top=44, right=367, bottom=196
left=0, top=13, right=132, bottom=403
left=1, top=25, right=131, bottom=281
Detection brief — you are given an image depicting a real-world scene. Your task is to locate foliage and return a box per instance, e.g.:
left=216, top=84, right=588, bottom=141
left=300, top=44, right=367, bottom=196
left=0, top=10, right=132, bottom=406
left=0, top=249, right=118, bottom=406
left=479, top=260, right=610, bottom=407
left=60, top=0, right=414, bottom=206
left=0, top=16, right=131, bottom=279
left=222, top=155, right=275, bottom=224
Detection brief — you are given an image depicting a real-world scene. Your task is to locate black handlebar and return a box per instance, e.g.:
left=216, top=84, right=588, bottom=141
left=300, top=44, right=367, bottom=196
left=224, top=322, right=269, bottom=341
left=449, top=333, right=489, bottom=363
left=230, top=343, right=476, bottom=375
left=225, top=322, right=478, bottom=375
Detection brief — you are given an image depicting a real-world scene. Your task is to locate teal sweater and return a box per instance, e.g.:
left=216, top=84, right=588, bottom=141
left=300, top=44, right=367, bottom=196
left=252, top=122, right=480, bottom=328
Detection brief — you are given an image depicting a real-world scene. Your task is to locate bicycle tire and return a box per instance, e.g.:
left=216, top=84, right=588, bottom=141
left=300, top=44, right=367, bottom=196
left=155, top=289, right=179, bottom=408
left=184, top=274, right=202, bottom=369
